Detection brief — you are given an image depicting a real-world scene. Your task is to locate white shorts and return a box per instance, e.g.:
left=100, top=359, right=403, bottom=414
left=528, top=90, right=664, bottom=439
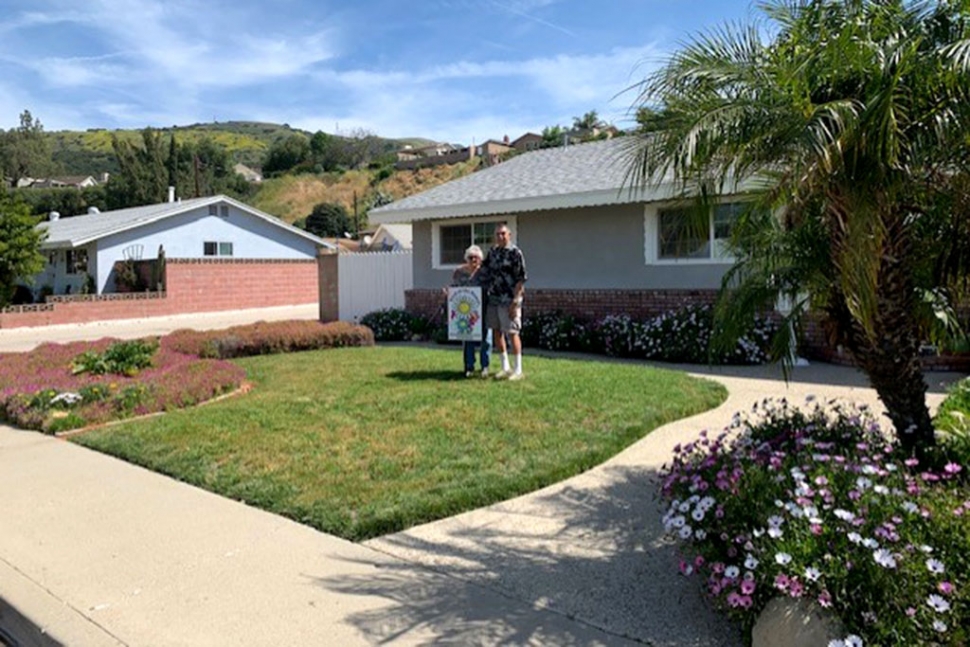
left=485, top=302, right=521, bottom=334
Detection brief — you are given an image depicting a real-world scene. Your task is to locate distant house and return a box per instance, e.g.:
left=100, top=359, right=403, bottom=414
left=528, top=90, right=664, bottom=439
left=476, top=139, right=514, bottom=166
left=34, top=194, right=332, bottom=295
left=511, top=133, right=543, bottom=153
left=233, top=163, right=263, bottom=183
left=370, top=137, right=754, bottom=322
left=29, top=176, right=100, bottom=189
left=363, top=223, right=412, bottom=252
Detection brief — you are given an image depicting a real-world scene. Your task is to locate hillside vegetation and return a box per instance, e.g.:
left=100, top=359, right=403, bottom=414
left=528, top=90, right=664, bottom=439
left=45, top=121, right=415, bottom=177
left=252, top=159, right=480, bottom=224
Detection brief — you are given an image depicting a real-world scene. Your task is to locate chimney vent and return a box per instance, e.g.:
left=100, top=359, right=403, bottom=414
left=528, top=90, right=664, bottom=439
left=87, top=206, right=100, bottom=215
left=49, top=211, right=60, bottom=222
left=167, top=186, right=175, bottom=203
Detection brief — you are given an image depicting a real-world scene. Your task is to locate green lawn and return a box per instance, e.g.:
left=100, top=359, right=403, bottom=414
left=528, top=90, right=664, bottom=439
left=74, top=346, right=726, bottom=540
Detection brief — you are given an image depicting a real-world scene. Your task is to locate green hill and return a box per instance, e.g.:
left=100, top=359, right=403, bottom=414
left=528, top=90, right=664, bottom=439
left=45, top=121, right=417, bottom=177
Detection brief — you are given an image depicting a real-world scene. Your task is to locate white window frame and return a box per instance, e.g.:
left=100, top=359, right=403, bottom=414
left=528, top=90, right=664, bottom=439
left=431, top=215, right=518, bottom=270
left=643, top=202, right=740, bottom=265
left=203, top=241, right=234, bottom=257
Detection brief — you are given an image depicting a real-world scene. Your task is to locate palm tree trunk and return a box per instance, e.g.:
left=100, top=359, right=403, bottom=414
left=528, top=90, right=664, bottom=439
left=831, top=214, right=935, bottom=457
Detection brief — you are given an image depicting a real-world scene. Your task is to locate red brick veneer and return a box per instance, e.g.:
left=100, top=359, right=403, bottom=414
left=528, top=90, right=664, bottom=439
left=0, top=258, right=318, bottom=329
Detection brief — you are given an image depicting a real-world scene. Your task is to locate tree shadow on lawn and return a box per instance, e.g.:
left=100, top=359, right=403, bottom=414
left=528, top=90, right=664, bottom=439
left=309, top=465, right=742, bottom=647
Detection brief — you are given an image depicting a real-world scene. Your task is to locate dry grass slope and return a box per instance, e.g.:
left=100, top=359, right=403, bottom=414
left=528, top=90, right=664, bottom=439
left=251, top=160, right=481, bottom=225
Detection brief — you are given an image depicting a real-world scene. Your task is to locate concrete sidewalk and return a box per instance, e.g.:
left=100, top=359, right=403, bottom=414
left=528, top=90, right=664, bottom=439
left=0, top=314, right=964, bottom=645
left=0, top=304, right=319, bottom=353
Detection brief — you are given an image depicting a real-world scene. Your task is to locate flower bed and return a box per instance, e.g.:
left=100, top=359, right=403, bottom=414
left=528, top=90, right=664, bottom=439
left=362, top=304, right=777, bottom=365
left=0, top=321, right=375, bottom=434
left=0, top=338, right=246, bottom=433
left=660, top=399, right=969, bottom=645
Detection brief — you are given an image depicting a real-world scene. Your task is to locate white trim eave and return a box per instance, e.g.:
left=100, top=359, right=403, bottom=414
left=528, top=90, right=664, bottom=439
left=44, top=195, right=335, bottom=250
left=369, top=185, right=678, bottom=224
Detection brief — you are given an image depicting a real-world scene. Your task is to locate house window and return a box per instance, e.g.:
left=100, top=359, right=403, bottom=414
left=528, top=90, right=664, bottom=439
left=220, top=205, right=229, bottom=218
left=208, top=205, right=218, bottom=216
left=648, top=203, right=744, bottom=263
left=203, top=241, right=234, bottom=256
left=66, top=249, right=88, bottom=274
left=432, top=217, right=515, bottom=268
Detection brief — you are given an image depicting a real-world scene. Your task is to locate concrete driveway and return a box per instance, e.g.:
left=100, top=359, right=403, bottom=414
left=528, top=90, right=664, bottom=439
left=0, top=313, right=963, bottom=646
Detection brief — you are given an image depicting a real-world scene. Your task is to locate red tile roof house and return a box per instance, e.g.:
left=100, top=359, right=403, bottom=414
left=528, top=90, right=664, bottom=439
left=368, top=137, right=755, bottom=325
left=1, top=195, right=333, bottom=329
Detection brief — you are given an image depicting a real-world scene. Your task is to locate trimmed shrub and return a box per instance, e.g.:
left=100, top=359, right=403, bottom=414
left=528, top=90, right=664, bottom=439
left=162, top=320, right=374, bottom=358
left=359, top=308, right=416, bottom=342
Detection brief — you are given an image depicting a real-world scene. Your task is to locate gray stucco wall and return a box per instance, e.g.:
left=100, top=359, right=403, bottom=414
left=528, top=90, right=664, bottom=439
left=412, top=204, right=731, bottom=290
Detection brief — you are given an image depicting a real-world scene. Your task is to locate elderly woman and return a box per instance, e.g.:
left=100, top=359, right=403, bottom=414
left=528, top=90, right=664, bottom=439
left=450, top=245, right=492, bottom=377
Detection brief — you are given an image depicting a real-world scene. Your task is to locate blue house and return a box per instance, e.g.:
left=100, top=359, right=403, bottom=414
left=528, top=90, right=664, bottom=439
left=35, top=195, right=332, bottom=295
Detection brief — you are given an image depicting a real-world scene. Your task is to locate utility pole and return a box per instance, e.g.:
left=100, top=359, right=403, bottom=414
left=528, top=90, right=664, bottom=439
left=353, top=191, right=359, bottom=237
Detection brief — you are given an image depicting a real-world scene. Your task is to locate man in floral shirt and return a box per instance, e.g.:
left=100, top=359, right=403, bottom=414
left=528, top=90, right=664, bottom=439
left=481, top=223, right=527, bottom=380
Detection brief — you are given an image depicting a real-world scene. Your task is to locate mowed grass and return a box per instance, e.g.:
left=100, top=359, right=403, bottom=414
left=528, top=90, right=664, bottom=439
left=74, top=346, right=726, bottom=540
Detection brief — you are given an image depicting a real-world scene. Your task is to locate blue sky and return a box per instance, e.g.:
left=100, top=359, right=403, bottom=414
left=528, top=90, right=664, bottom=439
left=0, top=0, right=757, bottom=143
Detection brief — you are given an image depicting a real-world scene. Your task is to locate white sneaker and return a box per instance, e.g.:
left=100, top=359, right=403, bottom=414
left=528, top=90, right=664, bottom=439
left=494, top=369, right=511, bottom=380
left=465, top=371, right=475, bottom=378
left=508, top=371, right=525, bottom=381
left=480, top=368, right=490, bottom=378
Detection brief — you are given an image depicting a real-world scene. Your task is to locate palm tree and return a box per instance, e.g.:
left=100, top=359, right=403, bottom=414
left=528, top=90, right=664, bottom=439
left=626, top=0, right=970, bottom=456
left=572, top=110, right=603, bottom=132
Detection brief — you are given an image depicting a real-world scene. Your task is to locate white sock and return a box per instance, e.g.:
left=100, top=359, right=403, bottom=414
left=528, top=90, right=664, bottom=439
left=513, top=354, right=522, bottom=374
left=501, top=353, right=510, bottom=372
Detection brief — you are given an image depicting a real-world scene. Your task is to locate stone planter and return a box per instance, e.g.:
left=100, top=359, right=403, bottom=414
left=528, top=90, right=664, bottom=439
left=752, top=597, right=843, bottom=647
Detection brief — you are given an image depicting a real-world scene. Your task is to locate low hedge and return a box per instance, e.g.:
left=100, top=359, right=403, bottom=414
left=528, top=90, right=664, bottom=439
left=161, top=320, right=374, bottom=359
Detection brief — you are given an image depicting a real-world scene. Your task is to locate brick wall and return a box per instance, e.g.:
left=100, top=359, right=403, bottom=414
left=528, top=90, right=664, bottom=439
left=0, top=258, right=318, bottom=329
left=405, top=287, right=967, bottom=372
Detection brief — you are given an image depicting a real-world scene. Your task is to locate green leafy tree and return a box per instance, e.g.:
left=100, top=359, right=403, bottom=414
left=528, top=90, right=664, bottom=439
left=0, top=110, right=55, bottom=186
left=540, top=125, right=564, bottom=148
left=305, top=202, right=353, bottom=238
left=0, top=195, right=46, bottom=307
left=105, top=128, right=168, bottom=209
left=170, top=136, right=241, bottom=198
left=628, top=0, right=970, bottom=456
left=262, top=134, right=311, bottom=176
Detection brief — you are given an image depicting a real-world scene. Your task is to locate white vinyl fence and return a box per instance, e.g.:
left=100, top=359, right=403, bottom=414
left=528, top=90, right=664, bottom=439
left=337, top=251, right=413, bottom=322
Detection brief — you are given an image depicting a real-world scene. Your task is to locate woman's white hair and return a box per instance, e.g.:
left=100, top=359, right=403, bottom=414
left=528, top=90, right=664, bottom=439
left=464, top=245, right=484, bottom=260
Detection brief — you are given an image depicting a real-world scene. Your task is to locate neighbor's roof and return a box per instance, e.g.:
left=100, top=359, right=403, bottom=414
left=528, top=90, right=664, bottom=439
left=373, top=223, right=412, bottom=248
left=39, top=195, right=334, bottom=250
left=369, top=138, right=677, bottom=224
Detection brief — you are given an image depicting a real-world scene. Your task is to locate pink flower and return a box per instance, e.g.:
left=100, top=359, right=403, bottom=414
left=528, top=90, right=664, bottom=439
left=818, top=590, right=832, bottom=608
left=939, top=581, right=954, bottom=595
left=740, top=579, right=756, bottom=595
left=774, top=573, right=790, bottom=592
left=944, top=462, right=962, bottom=475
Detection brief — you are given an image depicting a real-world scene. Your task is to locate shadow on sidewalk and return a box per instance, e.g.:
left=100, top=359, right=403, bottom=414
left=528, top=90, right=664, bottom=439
left=0, top=596, right=64, bottom=647
left=311, top=465, right=742, bottom=646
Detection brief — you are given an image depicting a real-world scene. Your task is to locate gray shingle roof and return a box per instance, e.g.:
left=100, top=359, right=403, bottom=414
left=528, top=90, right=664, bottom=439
left=39, top=195, right=332, bottom=250
left=369, top=137, right=671, bottom=223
